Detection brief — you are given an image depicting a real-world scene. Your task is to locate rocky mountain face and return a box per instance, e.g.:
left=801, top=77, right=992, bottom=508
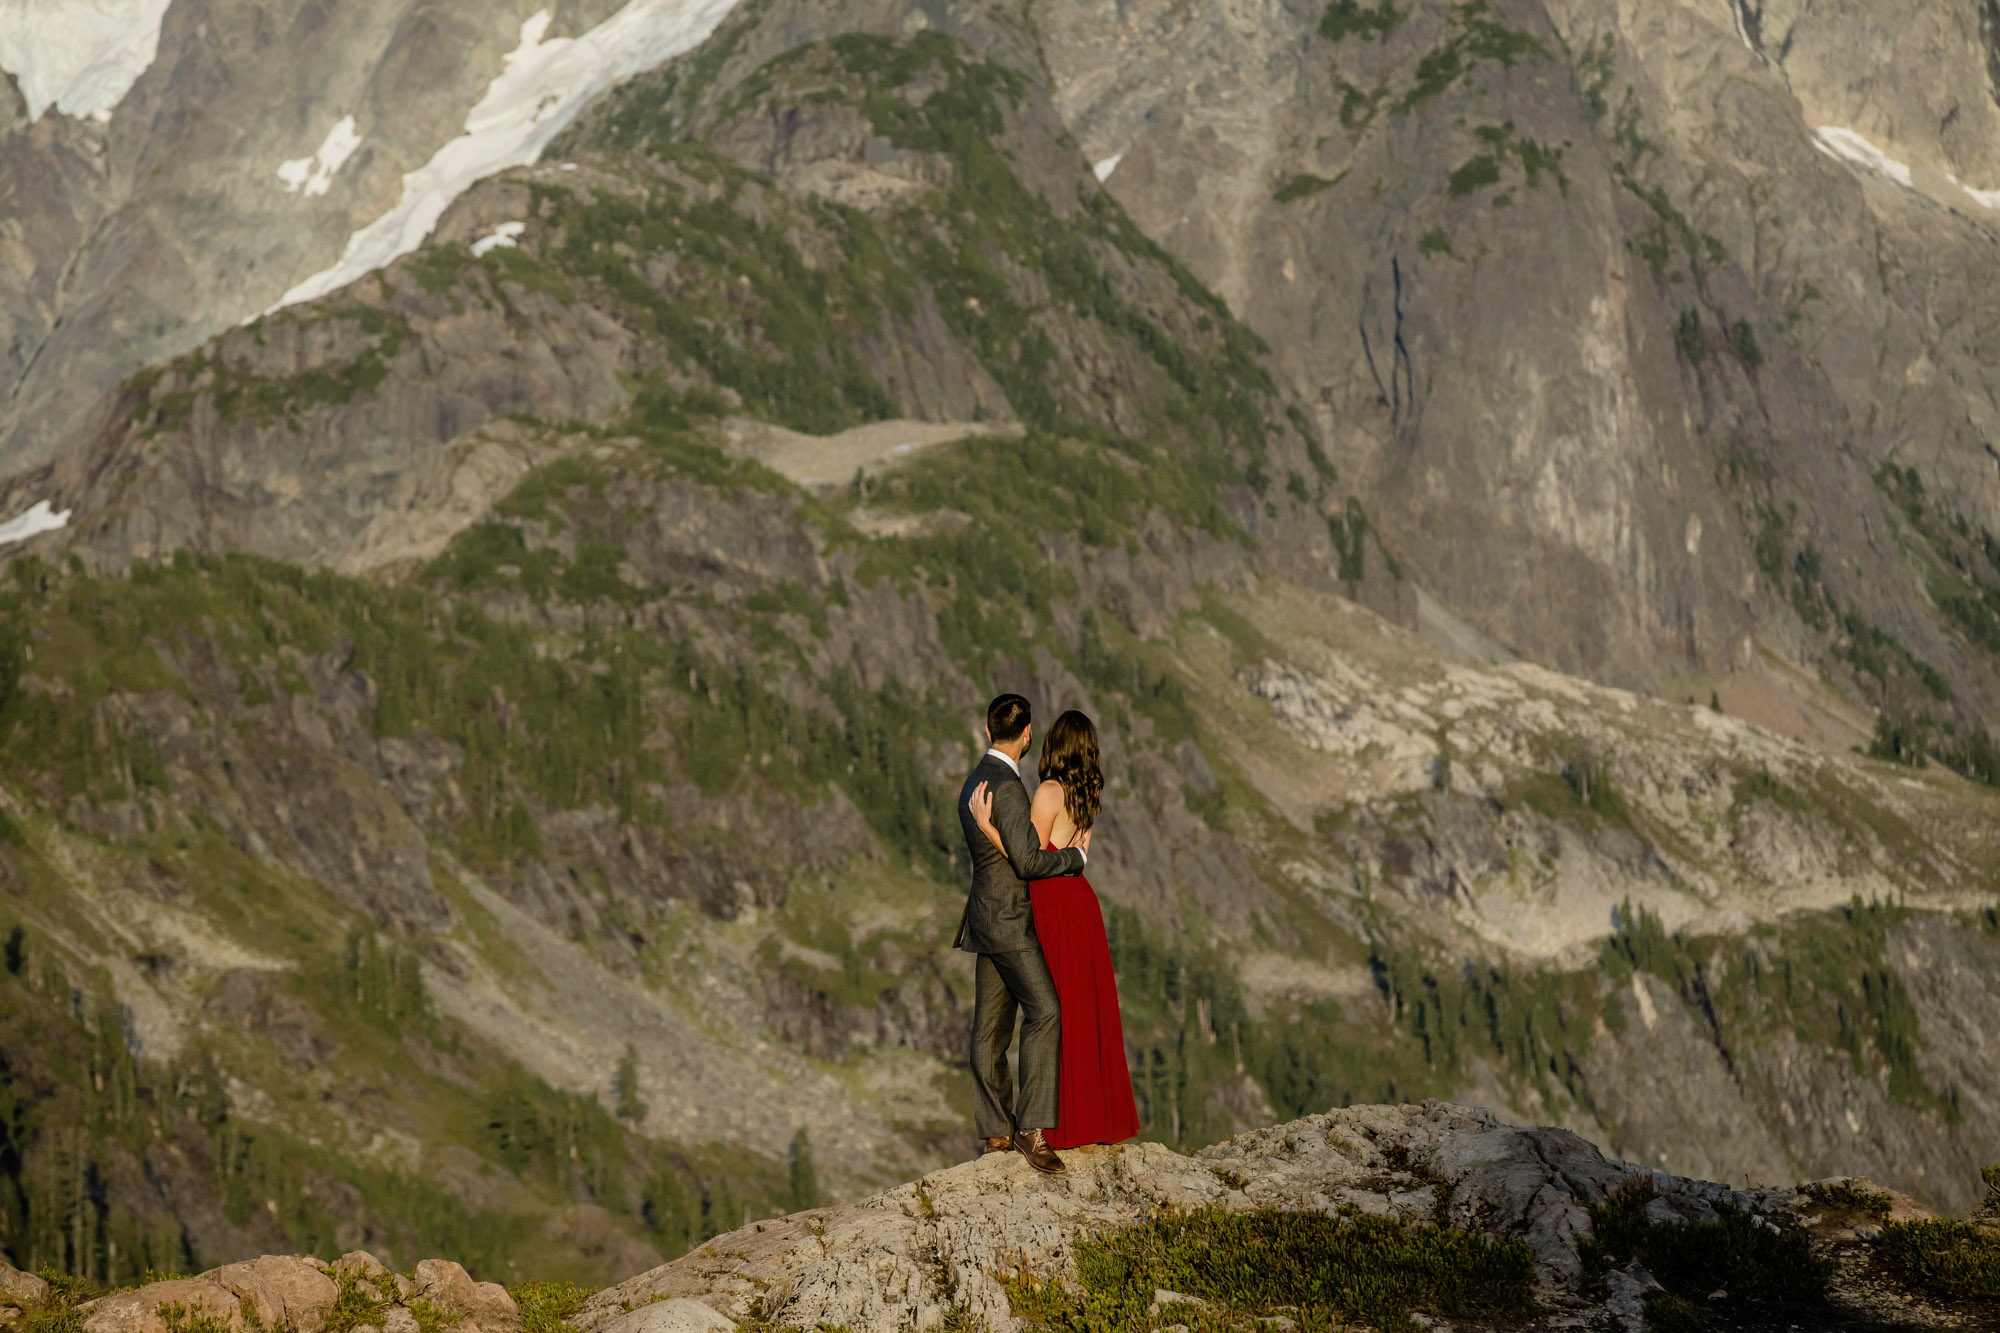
left=0, top=0, right=681, bottom=473
left=1047, top=0, right=2000, bottom=734
left=0, top=0, right=1997, bottom=1294
left=8, top=0, right=2000, bottom=738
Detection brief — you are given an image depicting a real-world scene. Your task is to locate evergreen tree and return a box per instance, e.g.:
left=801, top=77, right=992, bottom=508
left=642, top=1161, right=696, bottom=1258
left=787, top=1129, right=820, bottom=1212
left=614, top=1044, right=646, bottom=1122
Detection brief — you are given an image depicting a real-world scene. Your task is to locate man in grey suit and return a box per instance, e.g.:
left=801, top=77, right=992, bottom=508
left=955, top=693, right=1089, bottom=1175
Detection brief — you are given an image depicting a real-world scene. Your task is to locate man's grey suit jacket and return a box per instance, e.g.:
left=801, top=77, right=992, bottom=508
left=953, top=753, right=1086, bottom=954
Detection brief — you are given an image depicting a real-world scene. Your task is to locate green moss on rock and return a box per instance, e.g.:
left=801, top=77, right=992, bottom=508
left=1006, top=1205, right=1534, bottom=1333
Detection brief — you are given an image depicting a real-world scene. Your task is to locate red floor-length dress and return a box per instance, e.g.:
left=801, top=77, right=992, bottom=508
left=1031, top=845, right=1141, bottom=1150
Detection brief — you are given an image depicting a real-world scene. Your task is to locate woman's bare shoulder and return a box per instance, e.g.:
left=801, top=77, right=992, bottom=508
left=1031, top=779, right=1065, bottom=809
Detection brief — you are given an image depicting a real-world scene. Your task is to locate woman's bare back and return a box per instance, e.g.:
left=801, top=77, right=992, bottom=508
left=1032, top=778, right=1080, bottom=849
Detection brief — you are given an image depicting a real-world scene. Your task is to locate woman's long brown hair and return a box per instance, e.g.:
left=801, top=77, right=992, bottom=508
left=1037, top=709, right=1102, bottom=835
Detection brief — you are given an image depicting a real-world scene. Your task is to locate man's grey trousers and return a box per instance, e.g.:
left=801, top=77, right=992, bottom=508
left=970, top=947, right=1061, bottom=1137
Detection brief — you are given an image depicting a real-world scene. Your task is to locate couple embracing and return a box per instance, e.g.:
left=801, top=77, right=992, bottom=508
left=954, top=693, right=1140, bottom=1174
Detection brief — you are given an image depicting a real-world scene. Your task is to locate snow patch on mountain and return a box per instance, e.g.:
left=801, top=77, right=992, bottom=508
left=470, top=221, right=527, bottom=257
left=1811, top=126, right=1914, bottom=190
left=1726, top=0, right=1758, bottom=56
left=1092, top=152, right=1125, bottom=183
left=1947, top=174, right=2000, bottom=211
left=274, top=0, right=741, bottom=312
left=0, top=500, right=69, bottom=547
left=0, top=0, right=174, bottom=123
left=277, top=116, right=365, bottom=198
left=1813, top=128, right=2000, bottom=210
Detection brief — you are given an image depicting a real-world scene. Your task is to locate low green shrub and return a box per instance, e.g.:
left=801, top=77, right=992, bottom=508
left=321, top=1270, right=389, bottom=1333
left=1798, top=1179, right=1891, bottom=1221
left=405, top=1297, right=464, bottom=1333
left=1877, top=1218, right=2000, bottom=1299
left=1641, top=1289, right=1703, bottom=1332
left=19, top=1272, right=103, bottom=1333
left=1582, top=1179, right=1828, bottom=1305
left=1320, top=0, right=1403, bottom=42
left=1004, top=1205, right=1534, bottom=1333
left=1274, top=172, right=1344, bottom=203
left=155, top=1305, right=232, bottom=1333
left=511, top=1281, right=599, bottom=1333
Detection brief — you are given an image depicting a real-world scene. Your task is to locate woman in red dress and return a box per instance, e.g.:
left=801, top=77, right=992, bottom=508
left=969, top=710, right=1140, bottom=1150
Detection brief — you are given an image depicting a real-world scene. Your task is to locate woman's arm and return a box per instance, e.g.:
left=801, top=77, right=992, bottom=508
left=1031, top=780, right=1065, bottom=847
left=968, top=782, right=1007, bottom=855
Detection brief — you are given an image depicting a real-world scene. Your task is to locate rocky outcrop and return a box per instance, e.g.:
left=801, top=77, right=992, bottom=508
left=78, top=1256, right=339, bottom=1333
left=35, top=1253, right=518, bottom=1333
left=0, top=1264, right=50, bottom=1333
left=399, top=1257, right=521, bottom=1333
left=7, top=1106, right=1982, bottom=1331
left=567, top=1101, right=1930, bottom=1331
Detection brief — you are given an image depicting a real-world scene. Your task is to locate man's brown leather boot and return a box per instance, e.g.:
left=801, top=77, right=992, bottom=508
left=982, top=1135, right=1013, bottom=1154
left=1015, top=1128, right=1066, bottom=1175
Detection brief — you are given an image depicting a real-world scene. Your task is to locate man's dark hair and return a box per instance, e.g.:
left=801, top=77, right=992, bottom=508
left=987, top=693, right=1032, bottom=744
